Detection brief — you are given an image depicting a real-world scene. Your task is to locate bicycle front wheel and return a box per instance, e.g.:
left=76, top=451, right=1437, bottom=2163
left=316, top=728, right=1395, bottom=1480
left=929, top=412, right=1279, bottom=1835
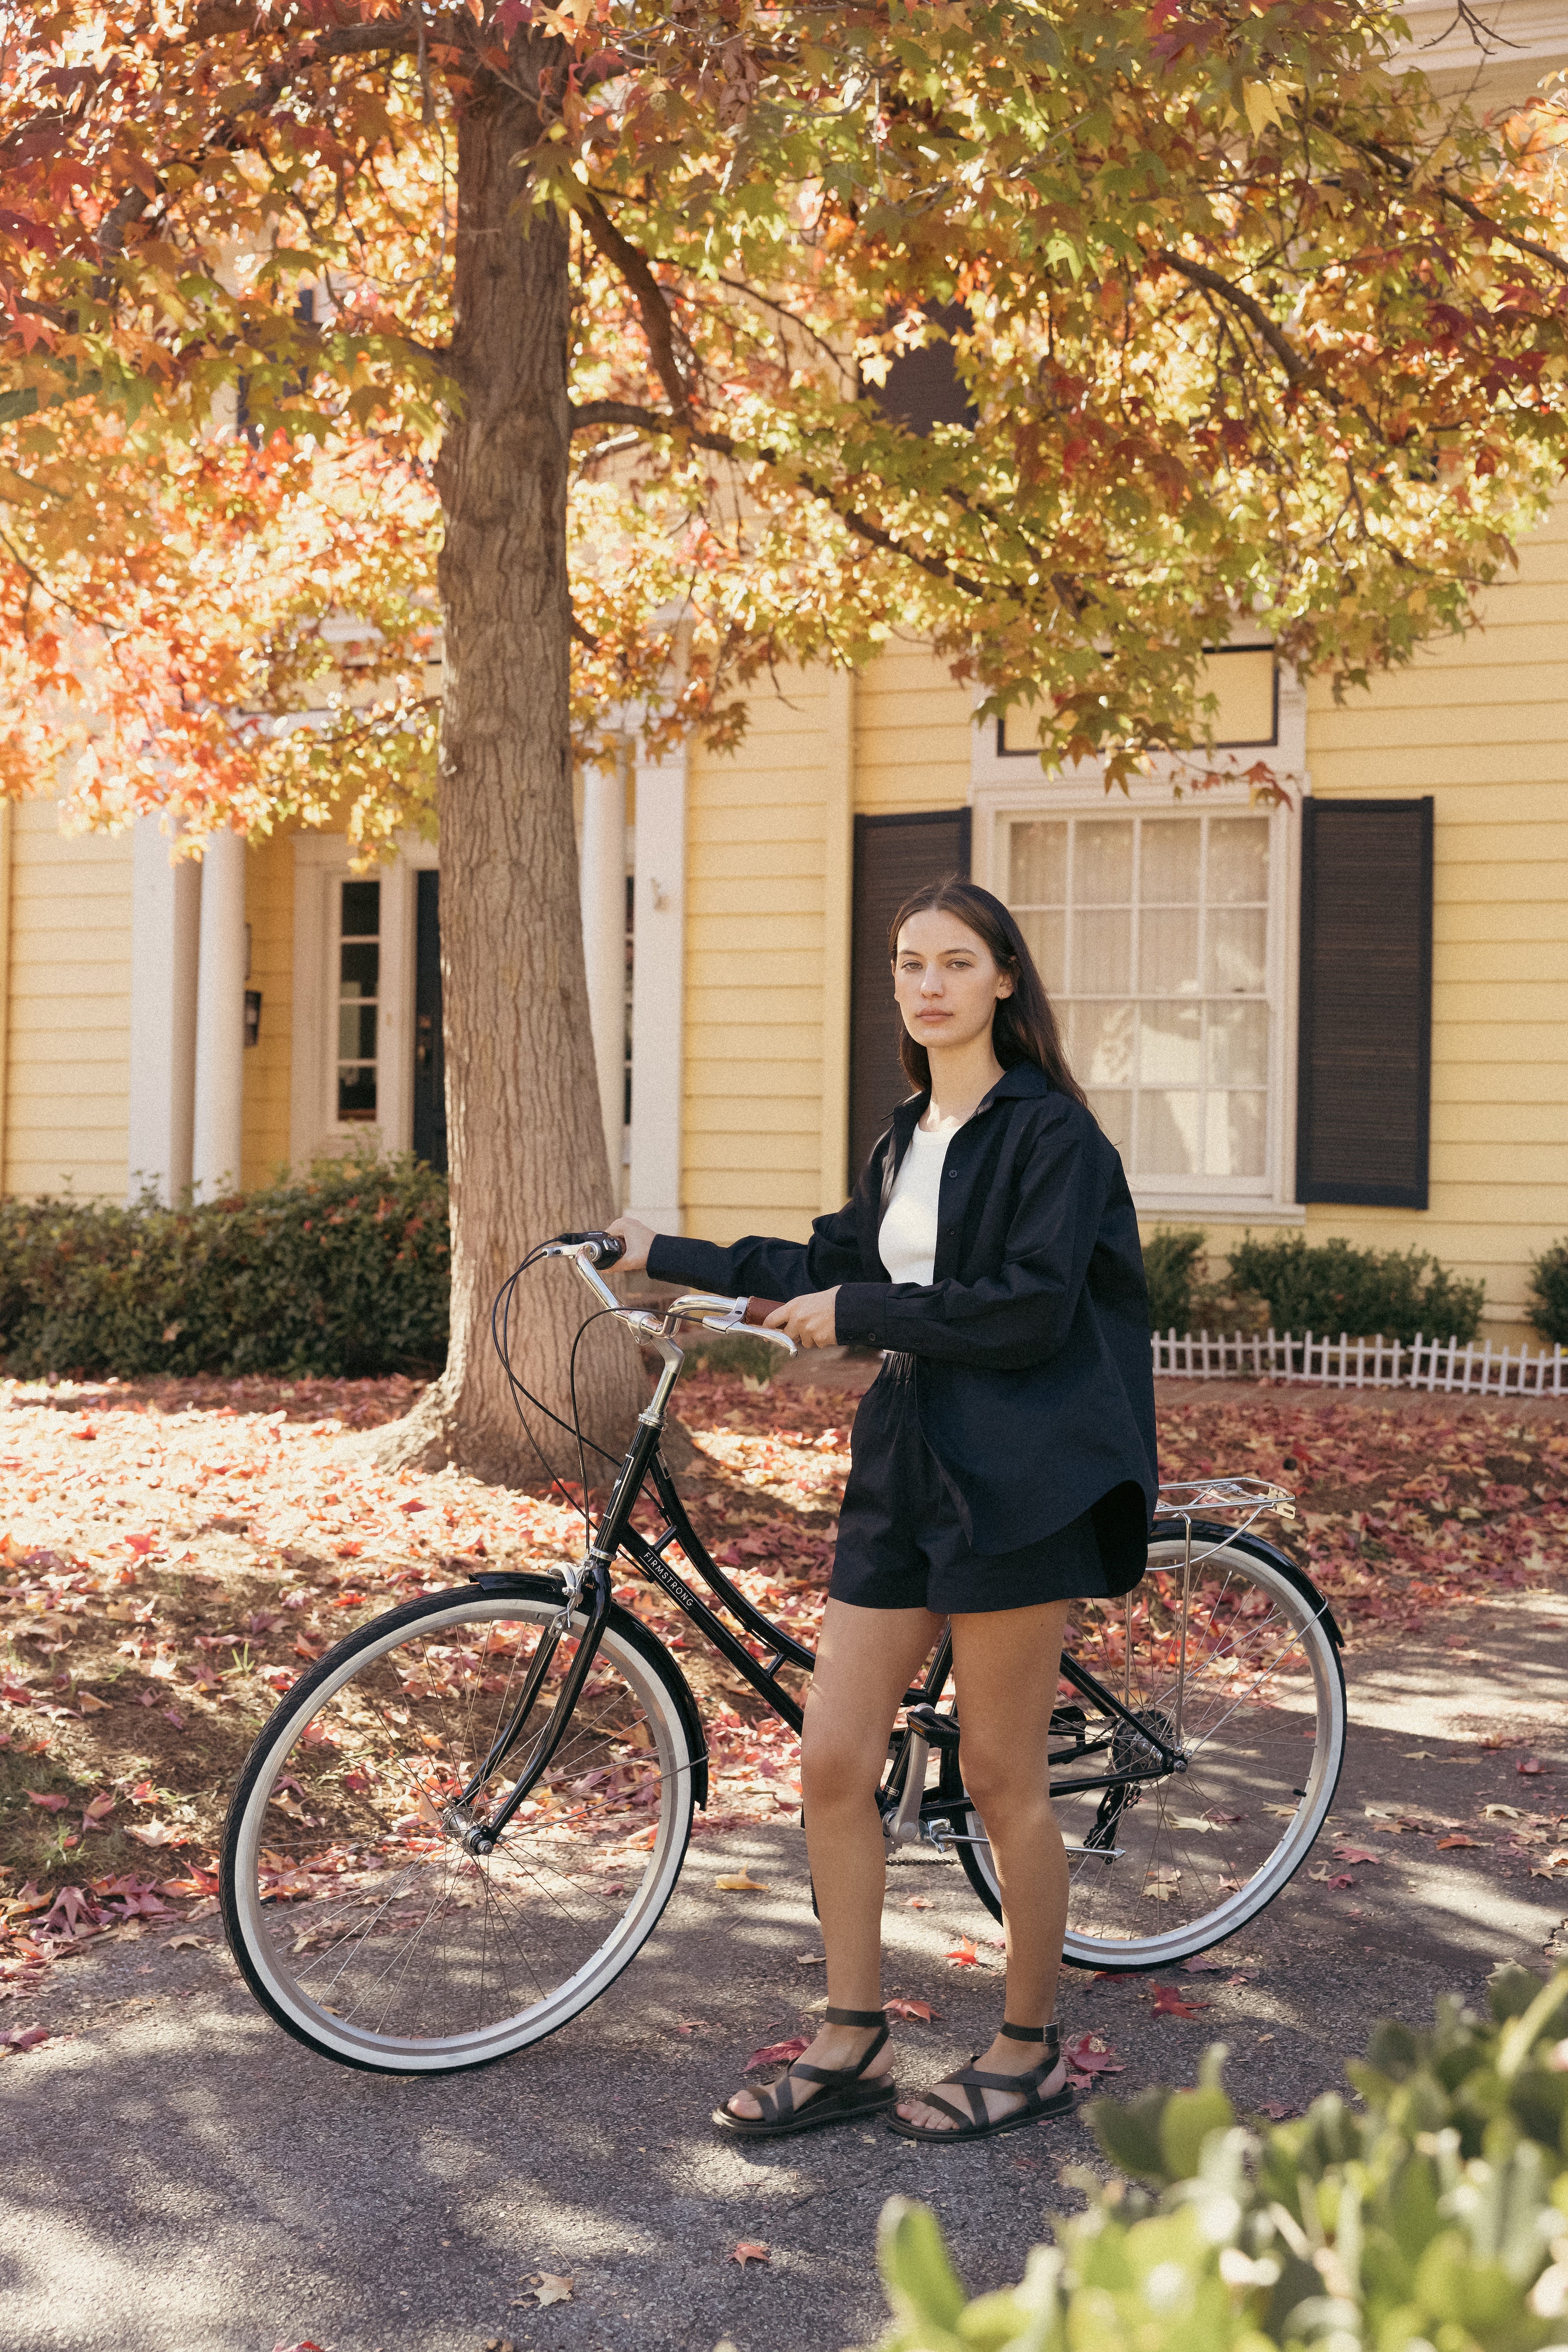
left=952, top=1527, right=1346, bottom=1969
left=220, top=1577, right=699, bottom=2072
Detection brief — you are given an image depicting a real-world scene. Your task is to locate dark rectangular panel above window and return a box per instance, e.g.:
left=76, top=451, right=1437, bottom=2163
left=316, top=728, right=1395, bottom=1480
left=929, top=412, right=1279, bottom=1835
left=1297, top=798, right=1433, bottom=1209
left=867, top=303, right=977, bottom=437
left=849, top=809, right=971, bottom=1186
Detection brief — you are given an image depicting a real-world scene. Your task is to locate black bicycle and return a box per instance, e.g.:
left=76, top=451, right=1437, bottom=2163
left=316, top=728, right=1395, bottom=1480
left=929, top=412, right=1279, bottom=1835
left=220, top=1234, right=1347, bottom=2073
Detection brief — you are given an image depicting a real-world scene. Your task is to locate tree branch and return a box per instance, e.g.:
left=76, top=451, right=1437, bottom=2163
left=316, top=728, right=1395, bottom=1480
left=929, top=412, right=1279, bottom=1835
left=1153, top=250, right=1319, bottom=390
left=574, top=199, right=694, bottom=416
left=1318, top=120, right=1568, bottom=284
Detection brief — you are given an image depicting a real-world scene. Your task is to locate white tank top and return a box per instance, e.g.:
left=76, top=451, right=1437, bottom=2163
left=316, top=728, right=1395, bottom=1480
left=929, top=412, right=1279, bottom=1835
left=878, top=1125, right=952, bottom=1286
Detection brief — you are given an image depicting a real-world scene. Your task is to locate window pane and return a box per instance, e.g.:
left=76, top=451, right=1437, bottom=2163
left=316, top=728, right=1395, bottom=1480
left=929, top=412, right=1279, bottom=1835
left=1204, top=1090, right=1267, bottom=1177
left=1206, top=1001, right=1269, bottom=1086
left=342, top=879, right=381, bottom=937
left=340, top=941, right=379, bottom=996
left=1139, top=821, right=1200, bottom=904
left=1137, top=1090, right=1201, bottom=1176
left=1138, top=1001, right=1201, bottom=1085
left=337, top=1067, right=377, bottom=1122
left=1139, top=907, right=1200, bottom=995
left=1205, top=907, right=1267, bottom=993
left=1071, top=908, right=1131, bottom=994
left=339, top=1002, right=377, bottom=1060
left=1088, top=1089, right=1131, bottom=1154
left=1072, top=821, right=1133, bottom=906
left=1207, top=818, right=1268, bottom=904
left=1070, top=1001, right=1134, bottom=1086
left=1016, top=909, right=1065, bottom=998
left=1009, top=821, right=1067, bottom=906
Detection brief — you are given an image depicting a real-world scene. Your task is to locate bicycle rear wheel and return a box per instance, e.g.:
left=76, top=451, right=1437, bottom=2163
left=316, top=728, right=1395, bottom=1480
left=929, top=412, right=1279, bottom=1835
left=220, top=1578, right=699, bottom=2072
left=951, top=1526, right=1345, bottom=1968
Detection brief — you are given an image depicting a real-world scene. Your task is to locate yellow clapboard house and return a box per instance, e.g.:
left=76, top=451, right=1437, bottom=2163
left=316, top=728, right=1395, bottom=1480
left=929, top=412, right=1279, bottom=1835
left=0, top=3, right=1562, bottom=1348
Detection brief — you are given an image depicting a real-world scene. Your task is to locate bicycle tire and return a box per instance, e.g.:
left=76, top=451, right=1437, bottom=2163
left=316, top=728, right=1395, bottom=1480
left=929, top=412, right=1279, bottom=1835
left=949, top=1526, right=1346, bottom=1969
left=220, top=1577, right=700, bottom=2073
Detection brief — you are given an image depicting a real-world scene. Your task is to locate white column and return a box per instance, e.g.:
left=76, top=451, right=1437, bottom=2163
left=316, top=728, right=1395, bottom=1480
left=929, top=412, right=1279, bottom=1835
left=580, top=751, right=627, bottom=1186
left=191, top=831, right=247, bottom=1198
left=627, top=744, right=686, bottom=1233
left=127, top=817, right=200, bottom=1203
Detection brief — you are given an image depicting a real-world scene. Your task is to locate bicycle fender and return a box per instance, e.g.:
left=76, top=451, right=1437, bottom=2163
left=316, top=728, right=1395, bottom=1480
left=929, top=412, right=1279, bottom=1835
left=472, top=1571, right=710, bottom=1808
left=1149, top=1517, right=1343, bottom=1649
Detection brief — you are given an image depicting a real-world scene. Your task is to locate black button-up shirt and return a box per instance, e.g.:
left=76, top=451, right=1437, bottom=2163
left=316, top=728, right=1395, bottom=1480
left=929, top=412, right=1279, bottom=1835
left=647, top=1063, right=1155, bottom=1591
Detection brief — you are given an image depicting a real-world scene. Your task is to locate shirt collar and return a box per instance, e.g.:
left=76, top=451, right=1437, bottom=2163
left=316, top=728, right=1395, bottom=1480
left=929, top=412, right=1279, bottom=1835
left=888, top=1060, right=1052, bottom=1146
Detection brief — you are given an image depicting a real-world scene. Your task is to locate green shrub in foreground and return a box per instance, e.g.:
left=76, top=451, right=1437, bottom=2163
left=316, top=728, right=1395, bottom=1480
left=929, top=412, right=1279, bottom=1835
left=1142, top=1226, right=1207, bottom=1336
left=865, top=1963, right=1568, bottom=2352
left=1226, top=1232, right=1486, bottom=1347
left=0, top=1153, right=449, bottom=1378
left=1527, top=1243, right=1568, bottom=1349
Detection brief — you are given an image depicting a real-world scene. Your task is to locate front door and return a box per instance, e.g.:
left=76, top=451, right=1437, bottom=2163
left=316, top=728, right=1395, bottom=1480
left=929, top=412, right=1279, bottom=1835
left=412, top=869, right=447, bottom=1173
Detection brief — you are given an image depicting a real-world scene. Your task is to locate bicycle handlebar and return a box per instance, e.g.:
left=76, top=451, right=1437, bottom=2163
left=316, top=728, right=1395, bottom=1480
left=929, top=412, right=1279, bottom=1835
left=541, top=1234, right=799, bottom=1356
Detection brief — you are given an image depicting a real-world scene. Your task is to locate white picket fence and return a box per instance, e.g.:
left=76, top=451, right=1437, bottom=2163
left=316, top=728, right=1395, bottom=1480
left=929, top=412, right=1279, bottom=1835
left=1152, top=1327, right=1567, bottom=1396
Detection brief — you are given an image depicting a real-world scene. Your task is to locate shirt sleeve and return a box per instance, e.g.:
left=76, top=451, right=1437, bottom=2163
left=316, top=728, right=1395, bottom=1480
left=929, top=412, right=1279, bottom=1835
left=833, top=1106, right=1111, bottom=1369
left=645, top=1190, right=868, bottom=1302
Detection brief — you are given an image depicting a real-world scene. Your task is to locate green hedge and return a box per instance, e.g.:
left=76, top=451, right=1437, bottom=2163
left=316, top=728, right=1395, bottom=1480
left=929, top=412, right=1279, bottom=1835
left=867, top=1962, right=1568, bottom=2352
left=1142, top=1227, right=1207, bottom=1335
left=1225, top=1232, right=1485, bottom=1346
left=1527, top=1242, right=1568, bottom=1349
left=0, top=1154, right=448, bottom=1378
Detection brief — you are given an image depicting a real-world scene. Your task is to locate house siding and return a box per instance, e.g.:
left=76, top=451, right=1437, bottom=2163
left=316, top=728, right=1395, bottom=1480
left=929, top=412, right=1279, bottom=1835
left=242, top=832, right=295, bottom=1191
left=3, top=799, right=134, bottom=1201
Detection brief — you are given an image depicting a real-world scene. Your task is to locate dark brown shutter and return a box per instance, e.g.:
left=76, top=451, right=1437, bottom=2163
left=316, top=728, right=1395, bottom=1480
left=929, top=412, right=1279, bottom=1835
left=1297, top=798, right=1433, bottom=1209
left=848, top=809, right=971, bottom=1184
left=868, top=304, right=977, bottom=437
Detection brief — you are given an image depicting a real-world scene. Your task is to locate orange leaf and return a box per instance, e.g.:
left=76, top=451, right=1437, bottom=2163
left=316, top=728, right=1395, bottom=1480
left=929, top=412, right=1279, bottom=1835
left=945, top=1936, right=979, bottom=1967
left=713, top=1870, right=768, bottom=1892
left=1436, top=1834, right=1480, bottom=1849
left=731, top=2242, right=770, bottom=2266
left=885, top=1998, right=940, bottom=2022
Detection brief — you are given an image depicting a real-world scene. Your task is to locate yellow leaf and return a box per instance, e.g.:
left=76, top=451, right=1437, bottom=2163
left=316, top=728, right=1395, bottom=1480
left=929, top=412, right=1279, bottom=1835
left=714, top=1870, right=769, bottom=1893
left=1243, top=80, right=1283, bottom=138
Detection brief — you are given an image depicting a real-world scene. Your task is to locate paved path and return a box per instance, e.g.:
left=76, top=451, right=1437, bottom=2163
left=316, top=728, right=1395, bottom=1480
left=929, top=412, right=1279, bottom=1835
left=2, top=1591, right=1563, bottom=2352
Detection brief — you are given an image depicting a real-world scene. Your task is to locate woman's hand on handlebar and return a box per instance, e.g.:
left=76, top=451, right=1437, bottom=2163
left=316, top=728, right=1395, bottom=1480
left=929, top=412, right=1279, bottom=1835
left=605, top=1216, right=656, bottom=1275
left=764, top=1288, right=840, bottom=1349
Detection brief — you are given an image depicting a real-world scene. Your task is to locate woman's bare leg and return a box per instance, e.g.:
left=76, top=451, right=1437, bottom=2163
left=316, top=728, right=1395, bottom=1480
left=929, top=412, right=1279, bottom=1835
left=896, top=1599, right=1072, bottom=2130
left=723, top=1597, right=940, bottom=2120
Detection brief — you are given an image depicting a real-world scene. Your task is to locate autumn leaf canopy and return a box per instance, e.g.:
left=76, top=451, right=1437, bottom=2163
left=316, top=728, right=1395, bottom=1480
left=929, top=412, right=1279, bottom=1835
left=1, top=0, right=1566, bottom=840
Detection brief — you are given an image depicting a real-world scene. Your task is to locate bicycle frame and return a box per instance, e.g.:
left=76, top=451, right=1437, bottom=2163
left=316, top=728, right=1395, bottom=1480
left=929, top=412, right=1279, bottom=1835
left=450, top=1242, right=1233, bottom=1857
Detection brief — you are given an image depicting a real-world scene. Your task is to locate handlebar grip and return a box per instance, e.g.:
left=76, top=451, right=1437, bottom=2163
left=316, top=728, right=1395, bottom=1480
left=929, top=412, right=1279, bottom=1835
left=550, top=1230, right=625, bottom=1268
left=740, top=1295, right=784, bottom=1326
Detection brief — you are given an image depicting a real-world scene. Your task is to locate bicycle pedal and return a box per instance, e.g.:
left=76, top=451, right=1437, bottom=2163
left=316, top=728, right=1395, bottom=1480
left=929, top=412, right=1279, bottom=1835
left=905, top=1704, right=960, bottom=1749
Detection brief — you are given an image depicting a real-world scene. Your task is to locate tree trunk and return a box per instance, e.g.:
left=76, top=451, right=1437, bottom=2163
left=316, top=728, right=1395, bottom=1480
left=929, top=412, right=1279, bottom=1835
left=381, top=64, right=645, bottom=1484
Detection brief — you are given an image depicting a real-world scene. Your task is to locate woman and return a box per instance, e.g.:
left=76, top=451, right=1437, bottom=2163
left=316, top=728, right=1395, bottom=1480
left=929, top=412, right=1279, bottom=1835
left=608, top=878, right=1155, bottom=2142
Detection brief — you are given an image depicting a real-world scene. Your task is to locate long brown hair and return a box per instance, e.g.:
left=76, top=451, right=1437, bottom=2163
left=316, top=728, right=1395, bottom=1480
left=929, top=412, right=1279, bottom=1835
left=888, top=876, right=1086, bottom=1106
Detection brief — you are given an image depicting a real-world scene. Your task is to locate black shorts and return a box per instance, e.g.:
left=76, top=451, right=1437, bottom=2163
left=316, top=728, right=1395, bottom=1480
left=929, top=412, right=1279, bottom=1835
left=828, top=1353, right=1110, bottom=1615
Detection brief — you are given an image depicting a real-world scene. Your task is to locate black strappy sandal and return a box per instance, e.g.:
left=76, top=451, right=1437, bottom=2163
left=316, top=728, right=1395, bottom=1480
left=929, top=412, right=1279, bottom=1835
left=885, top=2020, right=1075, bottom=2143
left=712, top=2006, right=898, bottom=2139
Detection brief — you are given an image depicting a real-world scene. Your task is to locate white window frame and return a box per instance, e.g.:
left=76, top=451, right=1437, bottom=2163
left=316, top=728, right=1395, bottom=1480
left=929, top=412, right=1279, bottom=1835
left=970, top=663, right=1309, bottom=1223
left=290, top=834, right=437, bottom=1168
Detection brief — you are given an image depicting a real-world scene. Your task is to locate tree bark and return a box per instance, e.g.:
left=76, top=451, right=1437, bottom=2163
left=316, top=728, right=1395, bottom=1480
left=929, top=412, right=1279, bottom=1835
left=381, top=62, right=645, bottom=1484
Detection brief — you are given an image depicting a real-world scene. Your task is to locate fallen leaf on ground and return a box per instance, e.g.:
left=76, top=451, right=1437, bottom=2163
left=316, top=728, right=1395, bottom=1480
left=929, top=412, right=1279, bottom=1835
left=1180, top=1956, right=1227, bottom=1972
left=1151, top=1984, right=1211, bottom=2018
left=76, top=1692, right=112, bottom=1714
left=1518, top=1759, right=1545, bottom=1776
left=945, top=1936, right=980, bottom=1967
left=793, top=1951, right=822, bottom=1965
left=1436, top=1835, right=1481, bottom=1850
left=885, top=1998, right=940, bottom=2022
left=25, top=1792, right=68, bottom=1812
left=1482, top=1803, right=1526, bottom=1820
left=163, top=1932, right=212, bottom=1950
left=1061, top=2032, right=1123, bottom=2077
left=1326, top=1873, right=1357, bottom=1889
left=529, top=2276, right=573, bottom=2306
left=732, top=2243, right=770, bottom=2267
left=1256, top=2100, right=1299, bottom=2121
left=905, top=1895, right=935, bottom=1910
left=1331, top=1846, right=1384, bottom=1865
left=713, top=1871, right=768, bottom=1893
left=743, top=2038, right=808, bottom=2072
left=0, top=2025, right=50, bottom=2054
left=125, top=1820, right=189, bottom=1847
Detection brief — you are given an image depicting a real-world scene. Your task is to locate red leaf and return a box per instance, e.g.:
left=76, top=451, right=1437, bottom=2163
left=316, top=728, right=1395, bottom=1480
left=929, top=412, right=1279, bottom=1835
left=945, top=1936, right=980, bottom=1967
left=1151, top=1983, right=1211, bottom=2017
left=1061, top=2031, right=1123, bottom=2074
left=1518, top=1758, right=1545, bottom=1776
left=25, top=1791, right=68, bottom=1812
left=125, top=1534, right=155, bottom=1555
left=885, top=1998, right=940, bottom=2022
left=742, top=2037, right=808, bottom=2073
left=1326, top=1872, right=1356, bottom=1889
left=1330, top=1846, right=1383, bottom=1865
left=731, top=2242, right=770, bottom=2267
left=1436, top=1834, right=1480, bottom=1849
left=0, top=2025, right=50, bottom=2054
